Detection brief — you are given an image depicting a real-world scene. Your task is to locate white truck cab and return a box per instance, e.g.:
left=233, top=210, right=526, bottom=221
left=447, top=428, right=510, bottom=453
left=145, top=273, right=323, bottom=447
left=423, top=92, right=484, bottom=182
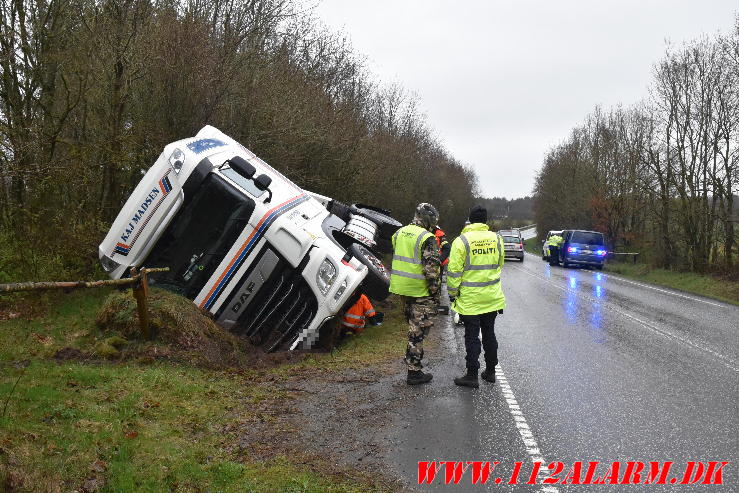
left=99, top=126, right=400, bottom=351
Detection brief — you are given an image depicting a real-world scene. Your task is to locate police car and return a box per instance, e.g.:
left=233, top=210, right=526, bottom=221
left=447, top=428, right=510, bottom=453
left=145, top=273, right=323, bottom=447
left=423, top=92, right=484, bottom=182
left=99, top=126, right=400, bottom=351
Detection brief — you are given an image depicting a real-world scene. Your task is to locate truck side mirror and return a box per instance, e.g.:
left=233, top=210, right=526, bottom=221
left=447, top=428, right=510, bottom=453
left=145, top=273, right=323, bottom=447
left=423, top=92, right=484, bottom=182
left=227, top=156, right=255, bottom=179
left=254, top=174, right=272, bottom=190
left=254, top=174, right=273, bottom=203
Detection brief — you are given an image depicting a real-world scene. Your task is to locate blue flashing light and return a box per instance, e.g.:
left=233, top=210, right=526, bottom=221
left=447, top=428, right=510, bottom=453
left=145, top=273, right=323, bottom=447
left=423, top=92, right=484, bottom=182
left=596, top=249, right=607, bottom=256
left=568, top=246, right=578, bottom=253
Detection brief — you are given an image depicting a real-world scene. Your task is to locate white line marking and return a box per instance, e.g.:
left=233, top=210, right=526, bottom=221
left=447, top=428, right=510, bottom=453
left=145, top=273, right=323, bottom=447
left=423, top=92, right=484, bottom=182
left=521, top=251, right=725, bottom=307
left=496, top=364, right=559, bottom=493
left=510, top=265, right=739, bottom=373
left=597, top=271, right=724, bottom=307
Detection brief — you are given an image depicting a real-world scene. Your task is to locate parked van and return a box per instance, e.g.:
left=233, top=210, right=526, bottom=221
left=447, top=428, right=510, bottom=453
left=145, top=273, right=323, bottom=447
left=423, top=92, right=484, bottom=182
left=99, top=126, right=401, bottom=351
left=557, top=230, right=607, bottom=270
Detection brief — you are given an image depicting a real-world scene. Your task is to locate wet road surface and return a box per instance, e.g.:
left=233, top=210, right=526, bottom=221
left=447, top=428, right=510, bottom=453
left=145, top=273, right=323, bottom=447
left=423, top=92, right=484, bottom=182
left=386, top=252, right=738, bottom=492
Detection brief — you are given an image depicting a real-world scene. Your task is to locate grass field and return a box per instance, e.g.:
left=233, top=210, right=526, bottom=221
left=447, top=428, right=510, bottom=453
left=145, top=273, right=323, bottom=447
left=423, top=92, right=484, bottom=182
left=603, top=262, right=739, bottom=305
left=523, top=237, right=541, bottom=256
left=0, top=289, right=406, bottom=492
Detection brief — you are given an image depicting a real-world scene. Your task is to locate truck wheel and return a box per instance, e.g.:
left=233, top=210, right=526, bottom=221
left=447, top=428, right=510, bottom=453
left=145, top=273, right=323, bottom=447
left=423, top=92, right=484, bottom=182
left=348, top=242, right=391, bottom=300
left=351, top=204, right=402, bottom=240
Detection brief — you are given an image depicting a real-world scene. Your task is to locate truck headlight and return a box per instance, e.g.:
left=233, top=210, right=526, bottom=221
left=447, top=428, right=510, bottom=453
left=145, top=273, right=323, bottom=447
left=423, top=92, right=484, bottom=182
left=316, top=258, right=337, bottom=296
left=100, top=255, right=120, bottom=273
left=168, top=148, right=185, bottom=174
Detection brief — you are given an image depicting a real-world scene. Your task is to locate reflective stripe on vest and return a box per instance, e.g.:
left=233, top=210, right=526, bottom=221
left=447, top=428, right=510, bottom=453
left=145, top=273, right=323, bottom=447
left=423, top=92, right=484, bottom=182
left=448, top=235, right=500, bottom=278
left=389, top=224, right=433, bottom=297
left=451, top=229, right=505, bottom=315
left=392, top=228, right=430, bottom=264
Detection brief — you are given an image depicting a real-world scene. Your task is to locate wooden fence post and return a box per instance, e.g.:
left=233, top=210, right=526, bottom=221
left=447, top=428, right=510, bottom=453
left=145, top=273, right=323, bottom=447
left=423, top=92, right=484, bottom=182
left=131, top=267, right=151, bottom=340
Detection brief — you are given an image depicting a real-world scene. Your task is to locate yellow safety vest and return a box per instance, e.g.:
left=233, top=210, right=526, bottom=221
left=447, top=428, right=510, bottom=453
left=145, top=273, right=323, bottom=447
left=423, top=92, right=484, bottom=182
left=447, top=223, right=506, bottom=315
left=389, top=224, right=434, bottom=297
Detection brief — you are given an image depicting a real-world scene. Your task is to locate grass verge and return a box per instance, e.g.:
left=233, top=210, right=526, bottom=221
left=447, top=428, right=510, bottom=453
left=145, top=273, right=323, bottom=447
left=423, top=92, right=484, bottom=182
left=0, top=289, right=405, bottom=492
left=604, top=263, right=739, bottom=305
left=523, top=237, right=541, bottom=256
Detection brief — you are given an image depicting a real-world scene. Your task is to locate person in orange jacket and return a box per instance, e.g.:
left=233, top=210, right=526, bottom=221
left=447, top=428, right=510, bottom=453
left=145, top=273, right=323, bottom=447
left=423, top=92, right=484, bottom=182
left=434, top=226, right=451, bottom=266
left=341, top=293, right=383, bottom=334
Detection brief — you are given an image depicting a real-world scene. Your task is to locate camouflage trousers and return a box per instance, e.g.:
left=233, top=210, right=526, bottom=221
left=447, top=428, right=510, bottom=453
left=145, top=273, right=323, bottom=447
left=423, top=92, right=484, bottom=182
left=402, top=296, right=438, bottom=370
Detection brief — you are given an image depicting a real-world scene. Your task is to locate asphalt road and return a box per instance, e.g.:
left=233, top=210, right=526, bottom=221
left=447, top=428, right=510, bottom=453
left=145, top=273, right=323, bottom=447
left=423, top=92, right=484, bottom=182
left=519, top=226, right=537, bottom=241
left=386, top=252, right=738, bottom=492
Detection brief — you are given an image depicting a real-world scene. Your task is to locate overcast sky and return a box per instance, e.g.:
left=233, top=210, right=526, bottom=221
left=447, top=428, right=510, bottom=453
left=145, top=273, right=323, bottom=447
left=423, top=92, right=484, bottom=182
left=313, top=1, right=738, bottom=199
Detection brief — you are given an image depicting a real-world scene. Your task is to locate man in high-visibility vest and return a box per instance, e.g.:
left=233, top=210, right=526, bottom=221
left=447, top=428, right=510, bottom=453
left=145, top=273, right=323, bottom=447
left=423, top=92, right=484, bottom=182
left=447, top=205, right=506, bottom=388
left=389, top=203, right=442, bottom=385
left=548, top=233, right=564, bottom=266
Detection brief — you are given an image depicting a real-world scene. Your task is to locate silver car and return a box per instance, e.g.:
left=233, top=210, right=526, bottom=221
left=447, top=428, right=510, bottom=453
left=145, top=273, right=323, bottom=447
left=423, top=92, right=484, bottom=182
left=498, top=230, right=524, bottom=262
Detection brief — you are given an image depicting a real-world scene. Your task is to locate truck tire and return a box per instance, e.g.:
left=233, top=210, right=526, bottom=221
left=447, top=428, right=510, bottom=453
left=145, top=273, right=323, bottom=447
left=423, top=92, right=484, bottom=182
left=348, top=242, right=391, bottom=300
left=351, top=204, right=402, bottom=240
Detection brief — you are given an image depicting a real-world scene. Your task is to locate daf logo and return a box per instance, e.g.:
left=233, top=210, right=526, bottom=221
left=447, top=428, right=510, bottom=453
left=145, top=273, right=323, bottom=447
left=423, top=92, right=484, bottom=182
left=231, top=281, right=256, bottom=313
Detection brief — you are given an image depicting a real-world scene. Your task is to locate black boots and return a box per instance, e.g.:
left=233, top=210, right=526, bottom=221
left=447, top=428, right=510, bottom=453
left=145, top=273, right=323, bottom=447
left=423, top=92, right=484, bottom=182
left=454, top=368, right=479, bottom=388
left=406, top=368, right=493, bottom=386
left=480, top=368, right=496, bottom=383
left=407, top=370, right=433, bottom=385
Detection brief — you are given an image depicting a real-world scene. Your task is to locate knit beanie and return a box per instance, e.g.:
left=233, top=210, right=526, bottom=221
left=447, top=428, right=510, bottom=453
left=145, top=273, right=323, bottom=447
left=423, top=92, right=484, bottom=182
left=468, top=205, right=488, bottom=224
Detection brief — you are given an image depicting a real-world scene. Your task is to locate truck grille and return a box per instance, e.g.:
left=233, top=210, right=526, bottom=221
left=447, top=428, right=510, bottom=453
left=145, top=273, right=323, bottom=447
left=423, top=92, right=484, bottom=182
left=215, top=248, right=317, bottom=352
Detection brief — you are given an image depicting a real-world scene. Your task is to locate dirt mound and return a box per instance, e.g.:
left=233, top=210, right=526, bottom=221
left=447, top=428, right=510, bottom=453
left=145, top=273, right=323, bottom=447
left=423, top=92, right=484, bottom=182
left=95, top=288, right=262, bottom=369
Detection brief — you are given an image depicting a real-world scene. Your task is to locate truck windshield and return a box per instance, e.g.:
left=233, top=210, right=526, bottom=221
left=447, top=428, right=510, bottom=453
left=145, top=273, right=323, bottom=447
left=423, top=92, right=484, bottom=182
left=144, top=173, right=256, bottom=298
left=571, top=231, right=604, bottom=245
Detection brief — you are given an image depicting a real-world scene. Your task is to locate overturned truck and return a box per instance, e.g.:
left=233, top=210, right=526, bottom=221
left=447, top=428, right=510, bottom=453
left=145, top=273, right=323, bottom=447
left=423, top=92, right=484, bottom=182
left=99, top=126, right=401, bottom=351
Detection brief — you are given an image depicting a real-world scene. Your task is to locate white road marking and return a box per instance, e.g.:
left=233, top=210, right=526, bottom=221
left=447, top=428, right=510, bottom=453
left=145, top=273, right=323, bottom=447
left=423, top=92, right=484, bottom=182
left=597, top=271, right=724, bottom=307
left=496, top=364, right=559, bottom=493
left=510, top=264, right=739, bottom=373
left=521, top=251, right=725, bottom=307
